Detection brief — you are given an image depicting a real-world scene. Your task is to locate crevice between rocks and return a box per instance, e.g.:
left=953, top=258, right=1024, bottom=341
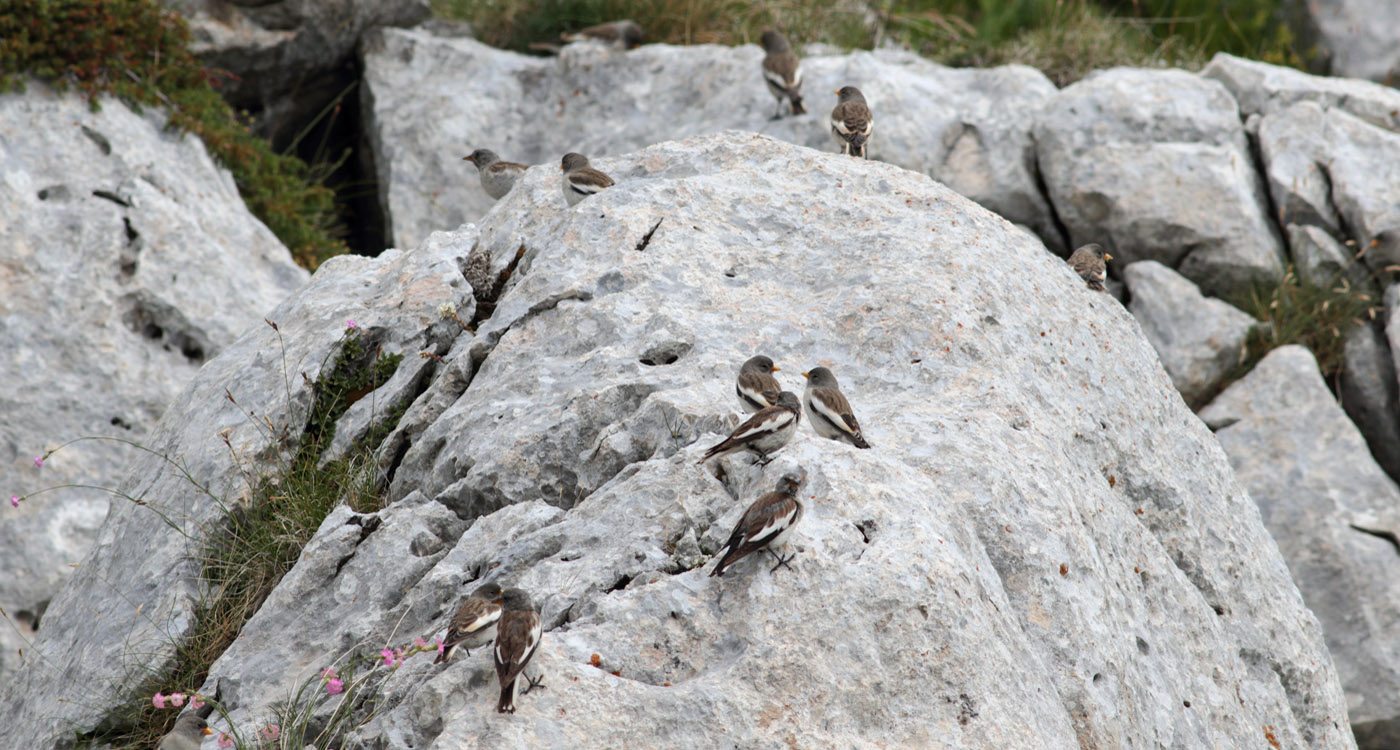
left=1028, top=132, right=1072, bottom=256
left=1348, top=523, right=1400, bottom=556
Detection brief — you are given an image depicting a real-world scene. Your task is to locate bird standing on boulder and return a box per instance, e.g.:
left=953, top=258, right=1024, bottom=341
left=699, top=391, right=802, bottom=465
left=562, top=20, right=644, bottom=49
left=494, top=588, right=543, bottom=714
left=759, top=30, right=806, bottom=118
left=560, top=152, right=615, bottom=206
left=736, top=355, right=783, bottom=413
left=157, top=714, right=213, bottom=750
left=802, top=367, right=871, bottom=449
left=830, top=86, right=873, bottom=159
left=1067, top=244, right=1112, bottom=291
left=711, top=472, right=805, bottom=577
left=464, top=149, right=527, bottom=200
left=435, top=582, right=504, bottom=663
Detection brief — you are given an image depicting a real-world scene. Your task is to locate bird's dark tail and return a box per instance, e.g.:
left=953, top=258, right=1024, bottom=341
left=497, top=677, right=517, bottom=713
left=698, top=440, right=728, bottom=464
left=853, top=434, right=871, bottom=449
left=790, top=96, right=807, bottom=116
left=433, top=645, right=452, bottom=665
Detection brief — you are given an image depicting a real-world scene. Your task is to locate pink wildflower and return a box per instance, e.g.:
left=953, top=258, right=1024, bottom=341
left=413, top=637, right=428, bottom=650
left=381, top=648, right=395, bottom=667
left=218, top=732, right=234, bottom=748
left=151, top=692, right=166, bottom=709
left=321, top=667, right=337, bottom=679
left=326, top=677, right=344, bottom=695
left=435, top=638, right=444, bottom=656
left=262, top=724, right=280, bottom=740
left=10, top=495, right=18, bottom=508
left=346, top=319, right=358, bottom=329
left=189, top=695, right=205, bottom=710
left=33, top=456, right=43, bottom=468
left=169, top=693, right=185, bottom=707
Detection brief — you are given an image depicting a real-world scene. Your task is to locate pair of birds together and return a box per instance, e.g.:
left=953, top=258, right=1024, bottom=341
left=428, top=359, right=871, bottom=716
left=759, top=29, right=874, bottom=159
left=463, top=150, right=614, bottom=207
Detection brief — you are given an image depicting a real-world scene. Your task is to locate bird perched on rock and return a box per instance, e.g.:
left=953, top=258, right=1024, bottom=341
left=1067, top=244, right=1112, bottom=291
left=802, top=367, right=871, bottom=449
left=830, top=86, right=873, bottom=159
left=157, top=714, right=213, bottom=750
left=562, top=20, right=644, bottom=49
left=711, top=472, right=805, bottom=577
left=435, top=582, right=505, bottom=663
left=464, top=149, right=527, bottom=200
left=759, top=30, right=805, bottom=119
left=560, top=152, right=615, bottom=206
left=736, top=355, right=782, bottom=413
left=699, top=391, right=801, bottom=465
left=495, top=588, right=543, bottom=714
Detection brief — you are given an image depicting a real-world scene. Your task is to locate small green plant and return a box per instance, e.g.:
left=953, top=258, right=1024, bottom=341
left=0, top=0, right=347, bottom=268
left=1234, top=265, right=1380, bottom=378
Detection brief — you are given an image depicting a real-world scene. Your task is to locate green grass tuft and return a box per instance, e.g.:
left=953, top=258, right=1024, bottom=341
left=1234, top=265, right=1380, bottom=378
left=0, top=0, right=347, bottom=268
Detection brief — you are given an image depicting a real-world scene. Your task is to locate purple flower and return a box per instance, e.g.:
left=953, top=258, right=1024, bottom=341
left=381, top=648, right=395, bottom=667
left=326, top=677, right=344, bottom=695
left=152, top=692, right=166, bottom=709
left=32, top=456, right=42, bottom=468
left=9, top=495, right=18, bottom=509
left=346, top=319, right=359, bottom=329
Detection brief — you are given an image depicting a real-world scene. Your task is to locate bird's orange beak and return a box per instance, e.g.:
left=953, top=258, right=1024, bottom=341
left=770, top=366, right=781, bottom=373
left=832, top=89, right=840, bottom=95
left=202, top=728, right=214, bottom=736
left=801, top=371, right=810, bottom=379
left=1104, top=253, right=1113, bottom=261
left=462, top=155, right=471, bottom=161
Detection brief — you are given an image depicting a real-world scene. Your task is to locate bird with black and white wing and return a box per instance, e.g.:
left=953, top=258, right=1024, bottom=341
left=736, top=355, right=782, bottom=413
left=560, top=152, right=615, bottom=206
left=830, top=86, right=874, bottom=159
left=435, top=582, right=504, bottom=664
left=710, top=472, right=806, bottom=577
left=494, top=588, right=544, bottom=714
left=801, top=367, right=871, bottom=449
left=759, top=30, right=806, bottom=119
left=464, top=149, right=527, bottom=200
left=699, top=391, right=802, bottom=465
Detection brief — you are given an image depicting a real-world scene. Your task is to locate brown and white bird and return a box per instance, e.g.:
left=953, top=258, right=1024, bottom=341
left=711, top=472, right=805, bottom=577
left=157, top=714, right=213, bottom=750
left=830, top=86, right=873, bottom=159
left=1067, top=243, right=1112, bottom=291
left=699, top=391, right=802, bottom=465
left=562, top=20, right=644, bottom=49
left=464, top=149, right=527, bottom=200
left=736, top=355, right=782, bottom=413
left=560, top=152, right=615, bottom=206
left=802, top=367, right=871, bottom=449
left=494, top=588, right=543, bottom=714
left=759, top=30, right=805, bottom=119
left=435, top=582, right=505, bottom=663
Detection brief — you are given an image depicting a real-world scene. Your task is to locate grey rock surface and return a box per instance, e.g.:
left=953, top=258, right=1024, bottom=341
left=1256, top=101, right=1400, bottom=272
left=158, top=0, right=429, bottom=141
left=1288, top=223, right=1369, bottom=289
left=360, top=28, right=1060, bottom=252
left=0, top=234, right=471, bottom=748
left=0, top=85, right=307, bottom=681
left=1282, top=0, right=1400, bottom=83
left=1340, top=322, right=1400, bottom=483
left=30, top=133, right=1357, bottom=749
left=1202, top=52, right=1400, bottom=130
left=1033, top=68, right=1284, bottom=299
left=1122, top=261, right=1257, bottom=408
left=1200, top=345, right=1400, bottom=739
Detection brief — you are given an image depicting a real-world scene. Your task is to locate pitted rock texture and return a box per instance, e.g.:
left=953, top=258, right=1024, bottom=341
left=10, top=133, right=1355, bottom=749
left=0, top=85, right=307, bottom=682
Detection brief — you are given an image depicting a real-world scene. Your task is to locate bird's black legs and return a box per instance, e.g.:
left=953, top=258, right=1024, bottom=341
left=523, top=673, right=546, bottom=695
left=766, top=548, right=796, bottom=574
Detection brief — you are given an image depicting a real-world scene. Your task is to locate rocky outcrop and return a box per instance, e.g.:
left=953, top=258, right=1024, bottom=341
left=1340, top=322, right=1400, bottom=482
left=158, top=0, right=429, bottom=141
left=1283, top=0, right=1400, bottom=84
left=3, top=133, right=1354, bottom=749
left=1200, top=345, right=1400, bottom=746
left=0, top=85, right=307, bottom=681
left=1122, top=261, right=1257, bottom=407
left=360, top=28, right=1061, bottom=252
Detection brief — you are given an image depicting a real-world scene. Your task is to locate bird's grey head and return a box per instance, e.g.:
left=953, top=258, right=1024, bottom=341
left=1072, top=243, right=1112, bottom=262
left=465, top=149, right=499, bottom=168
left=618, top=20, right=645, bottom=47
left=760, top=30, right=790, bottom=53
left=472, top=581, right=505, bottom=600
left=775, top=391, right=801, bottom=412
left=776, top=472, right=804, bottom=494
left=561, top=152, right=591, bottom=172
left=802, top=366, right=839, bottom=388
left=501, top=587, right=534, bottom=610
left=172, top=713, right=210, bottom=738
left=835, top=86, right=865, bottom=104
left=741, top=355, right=777, bottom=374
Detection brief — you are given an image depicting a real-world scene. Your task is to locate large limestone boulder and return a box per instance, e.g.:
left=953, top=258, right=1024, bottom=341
left=1282, top=0, right=1400, bottom=84
left=1122, top=261, right=1257, bottom=408
left=360, top=27, right=1060, bottom=253
left=1032, top=68, right=1284, bottom=299
left=1202, top=53, right=1400, bottom=130
left=0, top=85, right=307, bottom=681
left=3, top=133, right=1354, bottom=749
left=1200, top=345, right=1400, bottom=747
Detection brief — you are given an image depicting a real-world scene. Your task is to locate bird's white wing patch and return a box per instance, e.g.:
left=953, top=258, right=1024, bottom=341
left=746, top=503, right=797, bottom=544
left=732, top=410, right=793, bottom=441
left=833, top=117, right=851, bottom=134
left=569, top=178, right=605, bottom=195
left=809, top=392, right=856, bottom=435
left=465, top=608, right=501, bottom=634
left=763, top=68, right=790, bottom=88
left=737, top=382, right=770, bottom=407
left=791, top=66, right=803, bottom=87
